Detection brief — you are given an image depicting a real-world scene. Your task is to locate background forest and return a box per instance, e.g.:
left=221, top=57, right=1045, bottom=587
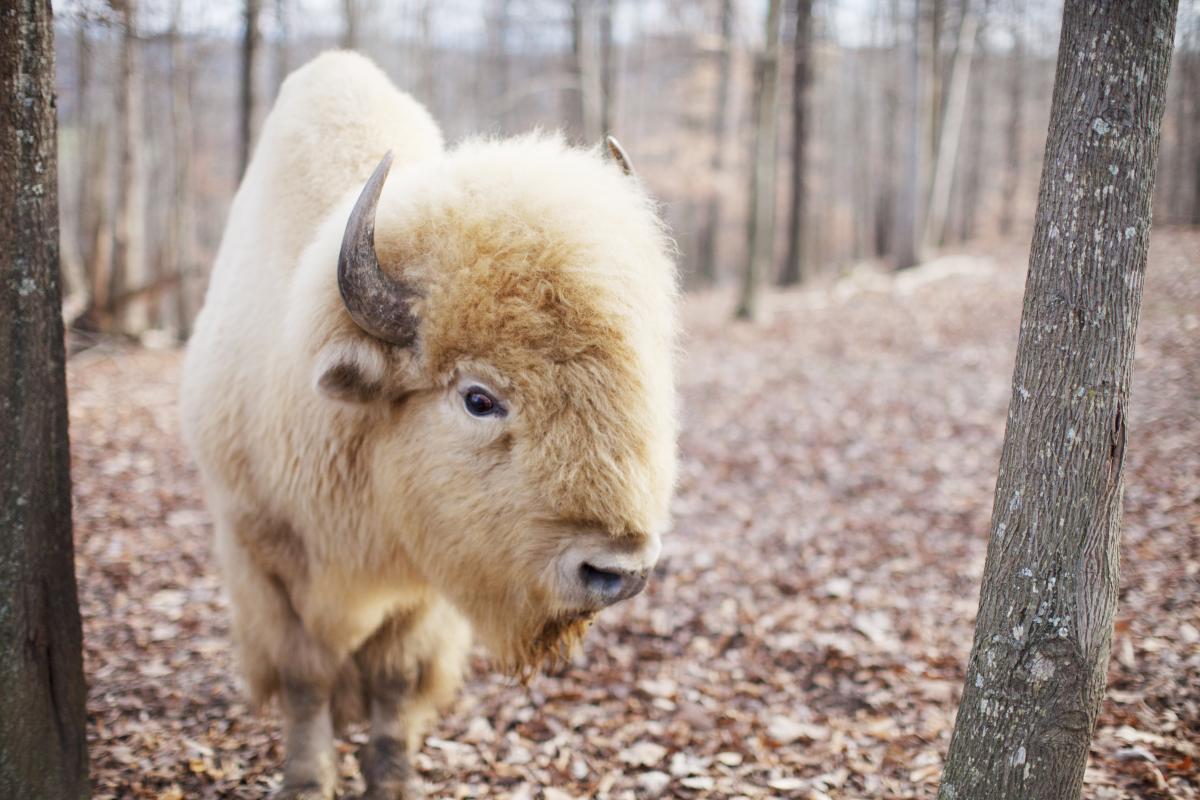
left=55, top=0, right=1200, bottom=338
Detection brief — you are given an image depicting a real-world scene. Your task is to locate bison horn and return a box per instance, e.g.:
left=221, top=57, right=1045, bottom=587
left=605, top=135, right=635, bottom=177
left=337, top=151, right=420, bottom=347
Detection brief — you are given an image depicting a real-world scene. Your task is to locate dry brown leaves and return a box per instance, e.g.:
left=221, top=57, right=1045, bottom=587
left=70, top=232, right=1200, bottom=799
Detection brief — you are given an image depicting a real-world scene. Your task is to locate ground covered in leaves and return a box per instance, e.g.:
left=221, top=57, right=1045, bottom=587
left=71, top=232, right=1199, bottom=799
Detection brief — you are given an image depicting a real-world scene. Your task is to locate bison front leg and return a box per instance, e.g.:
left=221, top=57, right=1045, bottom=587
left=278, top=678, right=337, bottom=800
left=354, top=603, right=471, bottom=800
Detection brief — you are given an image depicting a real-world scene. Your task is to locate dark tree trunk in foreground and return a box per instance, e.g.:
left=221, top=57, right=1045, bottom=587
left=0, top=2, right=90, bottom=797
left=239, top=0, right=261, bottom=179
left=938, top=2, right=1178, bottom=799
left=734, top=0, right=782, bottom=320
left=780, top=0, right=814, bottom=287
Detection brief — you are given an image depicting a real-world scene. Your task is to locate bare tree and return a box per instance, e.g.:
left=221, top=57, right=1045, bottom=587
left=938, top=2, right=1179, bottom=798
left=273, top=0, right=291, bottom=97
left=958, top=0, right=990, bottom=241
left=240, top=0, right=261, bottom=178
left=734, top=0, right=783, bottom=320
left=598, top=0, right=616, bottom=136
left=923, top=5, right=977, bottom=250
left=0, top=2, right=89, bottom=795
left=109, top=0, right=148, bottom=332
left=167, top=0, right=196, bottom=338
left=780, top=0, right=815, bottom=286
left=892, top=0, right=926, bottom=269
left=998, top=0, right=1025, bottom=235
left=340, top=0, right=357, bottom=49
left=571, top=0, right=605, bottom=142
left=698, top=0, right=736, bottom=285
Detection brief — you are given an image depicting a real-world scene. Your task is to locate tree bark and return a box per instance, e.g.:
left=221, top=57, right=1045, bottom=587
left=167, top=0, right=196, bottom=339
left=341, top=0, right=360, bottom=49
left=108, top=0, right=147, bottom=334
left=922, top=6, right=977, bottom=250
left=0, top=2, right=90, bottom=796
left=998, top=0, right=1025, bottom=236
left=780, top=0, right=814, bottom=287
left=697, top=0, right=735, bottom=285
left=892, top=0, right=925, bottom=269
left=571, top=0, right=604, bottom=143
left=239, top=0, right=261, bottom=179
left=937, top=2, right=1179, bottom=798
left=273, top=0, right=290, bottom=98
left=734, top=0, right=782, bottom=320
left=958, top=0, right=989, bottom=241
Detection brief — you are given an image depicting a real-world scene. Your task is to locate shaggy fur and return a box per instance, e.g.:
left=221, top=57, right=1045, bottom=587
left=181, top=50, right=678, bottom=796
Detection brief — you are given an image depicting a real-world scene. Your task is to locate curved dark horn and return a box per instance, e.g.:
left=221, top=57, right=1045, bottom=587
left=605, top=135, right=635, bottom=177
left=337, top=151, right=419, bottom=347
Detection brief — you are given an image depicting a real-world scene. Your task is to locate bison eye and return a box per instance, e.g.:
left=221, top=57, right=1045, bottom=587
left=463, top=387, right=505, bottom=418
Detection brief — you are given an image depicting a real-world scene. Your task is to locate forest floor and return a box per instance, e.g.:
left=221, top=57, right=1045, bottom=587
left=71, top=231, right=1199, bottom=800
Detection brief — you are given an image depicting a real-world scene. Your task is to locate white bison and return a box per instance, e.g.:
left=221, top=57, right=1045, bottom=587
left=180, top=51, right=678, bottom=799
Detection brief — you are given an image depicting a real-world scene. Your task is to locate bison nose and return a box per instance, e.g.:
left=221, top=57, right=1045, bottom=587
left=580, top=562, right=648, bottom=607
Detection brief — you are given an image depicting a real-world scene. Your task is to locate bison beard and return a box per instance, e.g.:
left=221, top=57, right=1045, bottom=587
left=504, top=611, right=598, bottom=681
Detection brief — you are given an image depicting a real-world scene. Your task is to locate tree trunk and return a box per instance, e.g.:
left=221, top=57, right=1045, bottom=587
left=0, top=2, right=90, bottom=797
left=109, top=0, right=147, bottom=333
left=571, top=0, right=604, bottom=143
left=697, top=0, right=735, bottom=285
left=273, top=0, right=290, bottom=98
left=937, top=2, right=1179, bottom=798
left=341, top=0, right=360, bottom=49
left=998, top=0, right=1025, bottom=236
left=239, top=0, right=261, bottom=179
left=958, top=0, right=989, bottom=241
left=734, top=0, right=782, bottom=320
left=874, top=0, right=902, bottom=258
left=922, top=7, right=977, bottom=251
left=892, top=0, right=925, bottom=269
left=780, top=0, right=814, bottom=287
left=599, top=0, right=616, bottom=136
left=167, top=0, right=196, bottom=339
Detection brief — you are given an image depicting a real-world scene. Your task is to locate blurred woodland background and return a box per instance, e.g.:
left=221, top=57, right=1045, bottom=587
left=53, top=0, right=1200, bottom=339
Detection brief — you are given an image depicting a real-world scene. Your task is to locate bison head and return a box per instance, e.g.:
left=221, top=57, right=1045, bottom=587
left=297, top=134, right=677, bottom=673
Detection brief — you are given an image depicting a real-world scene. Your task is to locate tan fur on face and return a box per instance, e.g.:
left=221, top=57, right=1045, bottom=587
left=182, top=50, right=678, bottom=717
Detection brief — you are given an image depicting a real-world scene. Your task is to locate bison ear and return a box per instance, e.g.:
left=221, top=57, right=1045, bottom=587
left=312, top=339, right=387, bottom=403
left=604, top=135, right=635, bottom=177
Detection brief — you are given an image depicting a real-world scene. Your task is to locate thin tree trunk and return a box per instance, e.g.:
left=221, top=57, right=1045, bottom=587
left=168, top=0, right=196, bottom=339
left=0, top=2, right=89, bottom=796
left=109, top=0, right=147, bottom=333
left=239, top=0, right=261, bottom=178
left=572, top=0, right=604, bottom=143
left=892, top=0, right=925, bottom=269
left=937, top=2, right=1179, bottom=798
left=734, top=0, right=782, bottom=320
left=874, top=0, right=902, bottom=258
left=599, top=0, right=616, bottom=136
left=342, top=0, right=359, bottom=49
left=1190, top=35, right=1200, bottom=225
left=958, top=0, right=989, bottom=241
left=487, top=0, right=511, bottom=128
left=923, top=7, right=977, bottom=250
left=998, top=0, right=1024, bottom=236
left=780, top=0, right=815, bottom=286
left=273, top=0, right=290, bottom=97
left=698, top=0, right=735, bottom=285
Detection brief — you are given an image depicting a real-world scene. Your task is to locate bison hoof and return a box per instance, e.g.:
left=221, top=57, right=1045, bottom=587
left=360, top=736, right=419, bottom=799
left=274, top=780, right=335, bottom=800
